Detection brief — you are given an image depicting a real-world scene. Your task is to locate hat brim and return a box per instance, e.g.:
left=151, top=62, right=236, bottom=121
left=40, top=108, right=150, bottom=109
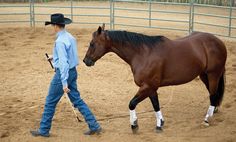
left=45, top=18, right=72, bottom=26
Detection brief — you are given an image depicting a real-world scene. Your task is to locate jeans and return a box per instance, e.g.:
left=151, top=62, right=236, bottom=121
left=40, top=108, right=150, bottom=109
left=39, top=67, right=100, bottom=135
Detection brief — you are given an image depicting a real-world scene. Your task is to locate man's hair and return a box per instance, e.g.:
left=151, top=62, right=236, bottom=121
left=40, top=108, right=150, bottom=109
left=53, top=24, right=65, bottom=28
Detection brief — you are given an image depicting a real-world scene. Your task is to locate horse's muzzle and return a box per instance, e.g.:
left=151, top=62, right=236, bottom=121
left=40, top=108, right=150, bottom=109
left=83, top=57, right=95, bottom=67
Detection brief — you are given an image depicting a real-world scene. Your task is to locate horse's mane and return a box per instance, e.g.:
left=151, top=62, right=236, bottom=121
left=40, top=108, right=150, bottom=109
left=107, top=30, right=164, bottom=47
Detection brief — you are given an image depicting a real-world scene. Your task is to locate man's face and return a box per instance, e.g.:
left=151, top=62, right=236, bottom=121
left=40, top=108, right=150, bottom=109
left=51, top=24, right=59, bottom=33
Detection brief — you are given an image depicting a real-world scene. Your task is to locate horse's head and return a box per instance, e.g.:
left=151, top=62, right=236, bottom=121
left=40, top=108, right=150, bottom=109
left=83, top=24, right=110, bottom=67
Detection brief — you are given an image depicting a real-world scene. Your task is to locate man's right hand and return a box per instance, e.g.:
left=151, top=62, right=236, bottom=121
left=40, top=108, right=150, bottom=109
left=47, top=54, right=53, bottom=61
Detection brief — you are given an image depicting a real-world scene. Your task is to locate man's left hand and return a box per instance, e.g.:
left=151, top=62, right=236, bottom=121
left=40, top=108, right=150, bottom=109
left=63, top=87, right=70, bottom=94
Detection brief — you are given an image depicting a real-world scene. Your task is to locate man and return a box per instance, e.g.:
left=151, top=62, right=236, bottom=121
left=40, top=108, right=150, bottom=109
left=30, top=13, right=101, bottom=137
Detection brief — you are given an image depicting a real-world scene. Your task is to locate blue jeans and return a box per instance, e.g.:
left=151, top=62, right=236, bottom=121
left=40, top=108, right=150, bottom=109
left=39, top=67, right=100, bottom=135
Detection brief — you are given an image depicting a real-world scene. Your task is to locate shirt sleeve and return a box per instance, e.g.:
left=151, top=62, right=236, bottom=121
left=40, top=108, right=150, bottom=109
left=56, top=41, right=69, bottom=88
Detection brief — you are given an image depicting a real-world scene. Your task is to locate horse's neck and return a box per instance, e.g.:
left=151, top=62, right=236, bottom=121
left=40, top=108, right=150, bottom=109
left=110, top=42, right=137, bottom=65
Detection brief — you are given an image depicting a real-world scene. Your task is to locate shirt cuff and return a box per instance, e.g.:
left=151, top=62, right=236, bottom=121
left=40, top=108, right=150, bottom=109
left=62, top=81, right=68, bottom=88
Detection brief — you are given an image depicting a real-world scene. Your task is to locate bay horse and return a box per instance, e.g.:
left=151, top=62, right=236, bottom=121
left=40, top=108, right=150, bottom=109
left=83, top=24, right=227, bottom=133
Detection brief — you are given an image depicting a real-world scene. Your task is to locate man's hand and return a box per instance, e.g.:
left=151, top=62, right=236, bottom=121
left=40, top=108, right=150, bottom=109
left=47, top=54, right=53, bottom=61
left=63, top=87, right=70, bottom=94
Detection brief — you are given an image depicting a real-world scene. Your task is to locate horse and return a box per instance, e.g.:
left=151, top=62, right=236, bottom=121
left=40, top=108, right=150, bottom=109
left=83, top=24, right=227, bottom=133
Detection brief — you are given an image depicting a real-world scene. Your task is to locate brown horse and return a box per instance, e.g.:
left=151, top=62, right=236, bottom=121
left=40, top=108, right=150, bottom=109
left=83, top=24, right=227, bottom=133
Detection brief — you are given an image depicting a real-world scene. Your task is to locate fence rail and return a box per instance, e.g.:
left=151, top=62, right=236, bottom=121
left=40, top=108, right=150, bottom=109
left=0, top=0, right=235, bottom=38
left=0, top=0, right=235, bottom=6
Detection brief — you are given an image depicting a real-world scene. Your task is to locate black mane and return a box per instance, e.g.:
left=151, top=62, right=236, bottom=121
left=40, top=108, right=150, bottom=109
left=107, top=30, right=164, bottom=47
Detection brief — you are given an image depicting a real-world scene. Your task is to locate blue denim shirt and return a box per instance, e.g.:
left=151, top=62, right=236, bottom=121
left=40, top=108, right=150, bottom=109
left=53, top=29, right=78, bottom=88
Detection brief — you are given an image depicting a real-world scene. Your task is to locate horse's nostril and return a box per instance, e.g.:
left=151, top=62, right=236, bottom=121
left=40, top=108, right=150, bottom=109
left=83, top=57, right=88, bottom=63
left=83, top=57, right=94, bottom=67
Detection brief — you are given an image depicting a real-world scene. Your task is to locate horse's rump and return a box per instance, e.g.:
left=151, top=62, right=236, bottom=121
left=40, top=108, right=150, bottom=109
left=159, top=32, right=226, bottom=86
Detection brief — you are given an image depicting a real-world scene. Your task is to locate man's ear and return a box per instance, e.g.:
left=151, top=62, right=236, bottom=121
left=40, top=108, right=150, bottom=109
left=97, top=26, right=102, bottom=35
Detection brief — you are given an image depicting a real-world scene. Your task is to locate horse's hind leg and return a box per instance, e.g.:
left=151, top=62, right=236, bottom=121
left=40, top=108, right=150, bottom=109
left=149, top=92, right=164, bottom=133
left=200, top=73, right=219, bottom=113
left=203, top=72, right=225, bottom=126
left=200, top=73, right=209, bottom=90
left=200, top=73, right=215, bottom=125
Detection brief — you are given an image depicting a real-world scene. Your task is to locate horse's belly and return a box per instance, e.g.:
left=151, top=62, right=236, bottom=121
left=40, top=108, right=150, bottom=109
left=160, top=73, right=199, bottom=86
left=160, top=62, right=203, bottom=86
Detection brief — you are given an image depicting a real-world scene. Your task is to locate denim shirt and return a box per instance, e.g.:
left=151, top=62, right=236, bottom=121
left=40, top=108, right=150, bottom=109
left=53, top=30, right=79, bottom=87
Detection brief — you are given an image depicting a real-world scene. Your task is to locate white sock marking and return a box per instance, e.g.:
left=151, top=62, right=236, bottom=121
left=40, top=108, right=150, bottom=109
left=155, top=111, right=164, bottom=127
left=130, top=110, right=137, bottom=125
left=205, top=105, right=215, bottom=122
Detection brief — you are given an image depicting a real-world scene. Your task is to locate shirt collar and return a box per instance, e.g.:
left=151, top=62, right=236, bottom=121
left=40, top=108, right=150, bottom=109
left=56, top=29, right=66, bottom=38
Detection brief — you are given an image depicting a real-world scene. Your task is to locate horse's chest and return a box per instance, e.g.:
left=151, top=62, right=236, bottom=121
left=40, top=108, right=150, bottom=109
left=132, top=64, right=161, bottom=87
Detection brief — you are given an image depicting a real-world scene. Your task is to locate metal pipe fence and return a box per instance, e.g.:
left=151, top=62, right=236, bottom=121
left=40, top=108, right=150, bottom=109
left=0, top=0, right=235, bottom=38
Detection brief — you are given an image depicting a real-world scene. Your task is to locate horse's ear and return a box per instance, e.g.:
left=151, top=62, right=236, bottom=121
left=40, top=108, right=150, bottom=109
left=97, top=26, right=102, bottom=35
left=102, top=23, right=105, bottom=31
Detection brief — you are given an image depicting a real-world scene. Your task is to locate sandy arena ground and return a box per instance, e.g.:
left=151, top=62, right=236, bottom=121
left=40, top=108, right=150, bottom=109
left=0, top=1, right=236, bottom=142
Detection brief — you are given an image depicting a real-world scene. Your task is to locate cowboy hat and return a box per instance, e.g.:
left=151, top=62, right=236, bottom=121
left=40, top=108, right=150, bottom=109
left=45, top=13, right=72, bottom=26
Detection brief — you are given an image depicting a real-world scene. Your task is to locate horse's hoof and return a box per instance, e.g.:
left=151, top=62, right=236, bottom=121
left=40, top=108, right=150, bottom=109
left=131, top=120, right=139, bottom=134
left=131, top=125, right=139, bottom=134
left=202, top=120, right=210, bottom=127
left=161, top=119, right=165, bottom=127
left=156, top=126, right=163, bottom=133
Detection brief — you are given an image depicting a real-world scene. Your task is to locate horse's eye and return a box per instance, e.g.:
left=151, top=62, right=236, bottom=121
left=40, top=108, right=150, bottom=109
left=90, top=43, right=94, bottom=48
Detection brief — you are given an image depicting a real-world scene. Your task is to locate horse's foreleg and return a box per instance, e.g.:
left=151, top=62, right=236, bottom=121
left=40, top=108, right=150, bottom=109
left=129, top=95, right=139, bottom=133
left=149, top=93, right=164, bottom=132
left=129, top=84, right=152, bottom=133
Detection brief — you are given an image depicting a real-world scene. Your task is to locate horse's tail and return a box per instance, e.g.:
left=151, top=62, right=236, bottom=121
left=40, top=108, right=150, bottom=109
left=215, top=71, right=225, bottom=106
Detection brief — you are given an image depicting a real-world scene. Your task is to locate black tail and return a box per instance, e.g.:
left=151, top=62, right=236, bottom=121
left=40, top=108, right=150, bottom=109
left=215, top=72, right=225, bottom=106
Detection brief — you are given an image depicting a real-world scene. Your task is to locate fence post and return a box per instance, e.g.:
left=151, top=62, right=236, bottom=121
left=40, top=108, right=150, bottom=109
left=29, top=0, right=35, bottom=28
left=33, top=0, right=35, bottom=27
left=70, top=0, right=73, bottom=21
left=189, top=0, right=194, bottom=34
left=192, top=0, right=195, bottom=32
left=110, top=0, right=115, bottom=30
left=189, top=0, right=192, bottom=34
left=148, top=0, right=152, bottom=28
left=29, top=0, right=32, bottom=27
left=113, top=1, right=115, bottom=29
left=228, top=0, right=233, bottom=37
left=110, top=0, right=113, bottom=30
left=189, top=0, right=191, bottom=34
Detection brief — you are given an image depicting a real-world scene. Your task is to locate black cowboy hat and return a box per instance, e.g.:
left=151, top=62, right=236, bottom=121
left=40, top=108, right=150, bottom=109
left=45, top=13, right=72, bottom=26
